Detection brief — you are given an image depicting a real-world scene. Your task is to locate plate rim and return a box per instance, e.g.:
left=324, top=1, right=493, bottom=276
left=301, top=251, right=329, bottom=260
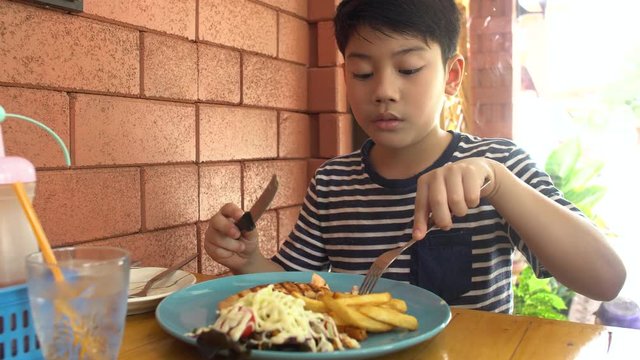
left=155, top=272, right=451, bottom=359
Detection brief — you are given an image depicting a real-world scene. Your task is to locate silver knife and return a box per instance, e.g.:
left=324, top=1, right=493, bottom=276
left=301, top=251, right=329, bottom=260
left=235, top=175, right=279, bottom=232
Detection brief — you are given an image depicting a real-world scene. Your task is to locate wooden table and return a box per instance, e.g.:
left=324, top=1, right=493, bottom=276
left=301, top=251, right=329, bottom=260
left=119, top=274, right=639, bottom=359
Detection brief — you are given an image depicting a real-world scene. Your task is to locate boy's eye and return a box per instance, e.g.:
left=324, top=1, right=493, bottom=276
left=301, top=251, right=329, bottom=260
left=352, top=72, right=373, bottom=80
left=399, top=66, right=424, bottom=75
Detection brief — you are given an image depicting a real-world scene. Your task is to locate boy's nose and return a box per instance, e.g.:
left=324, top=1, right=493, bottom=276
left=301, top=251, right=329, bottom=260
left=375, top=93, right=397, bottom=103
left=372, top=73, right=399, bottom=104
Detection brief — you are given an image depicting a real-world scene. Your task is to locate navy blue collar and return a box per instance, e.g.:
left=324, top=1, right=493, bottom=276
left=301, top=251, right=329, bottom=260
left=361, top=130, right=461, bottom=189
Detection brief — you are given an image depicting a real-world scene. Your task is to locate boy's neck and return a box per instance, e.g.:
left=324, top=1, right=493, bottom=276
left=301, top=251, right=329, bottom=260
left=369, top=129, right=452, bottom=180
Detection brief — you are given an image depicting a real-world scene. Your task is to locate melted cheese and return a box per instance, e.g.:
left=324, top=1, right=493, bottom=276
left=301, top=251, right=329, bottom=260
left=213, top=285, right=344, bottom=352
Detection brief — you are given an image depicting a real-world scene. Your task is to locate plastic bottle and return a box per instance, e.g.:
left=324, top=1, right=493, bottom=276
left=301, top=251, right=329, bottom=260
left=0, top=156, right=37, bottom=287
left=0, top=105, right=70, bottom=287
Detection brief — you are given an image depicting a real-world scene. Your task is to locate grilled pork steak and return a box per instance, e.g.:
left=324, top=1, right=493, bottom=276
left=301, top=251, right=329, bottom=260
left=218, top=280, right=331, bottom=310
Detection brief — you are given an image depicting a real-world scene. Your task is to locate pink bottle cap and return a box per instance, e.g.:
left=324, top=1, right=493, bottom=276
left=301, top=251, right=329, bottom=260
left=0, top=111, right=36, bottom=184
left=0, top=156, right=36, bottom=184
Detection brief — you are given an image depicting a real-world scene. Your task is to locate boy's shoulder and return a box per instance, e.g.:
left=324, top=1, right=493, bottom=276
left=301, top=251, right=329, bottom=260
left=313, top=148, right=364, bottom=176
left=456, top=131, right=521, bottom=153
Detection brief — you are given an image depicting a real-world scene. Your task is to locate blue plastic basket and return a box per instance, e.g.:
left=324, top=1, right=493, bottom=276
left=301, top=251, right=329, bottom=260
left=0, top=284, right=43, bottom=359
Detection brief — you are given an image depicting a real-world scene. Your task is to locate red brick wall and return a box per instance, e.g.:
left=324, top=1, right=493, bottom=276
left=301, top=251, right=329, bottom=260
left=0, top=0, right=318, bottom=275
left=308, top=0, right=352, bottom=178
left=467, top=0, right=514, bottom=139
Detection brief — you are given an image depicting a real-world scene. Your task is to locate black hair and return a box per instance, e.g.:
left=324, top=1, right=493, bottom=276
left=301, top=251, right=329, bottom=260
left=334, top=0, right=461, bottom=63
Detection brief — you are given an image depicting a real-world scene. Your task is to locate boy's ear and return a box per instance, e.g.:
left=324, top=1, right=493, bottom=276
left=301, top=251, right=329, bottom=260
left=444, top=54, right=465, bottom=96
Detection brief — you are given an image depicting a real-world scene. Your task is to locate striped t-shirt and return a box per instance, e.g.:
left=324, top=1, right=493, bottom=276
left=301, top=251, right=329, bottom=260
left=273, top=131, right=578, bottom=313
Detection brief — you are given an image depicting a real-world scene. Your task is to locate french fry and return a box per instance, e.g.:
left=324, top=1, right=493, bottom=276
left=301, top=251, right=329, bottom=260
left=321, top=295, right=393, bottom=333
left=293, top=293, right=327, bottom=313
left=333, top=292, right=356, bottom=299
left=381, top=298, right=408, bottom=313
left=338, top=326, right=368, bottom=341
left=358, top=305, right=418, bottom=331
left=328, top=311, right=348, bottom=326
left=335, top=292, right=392, bottom=307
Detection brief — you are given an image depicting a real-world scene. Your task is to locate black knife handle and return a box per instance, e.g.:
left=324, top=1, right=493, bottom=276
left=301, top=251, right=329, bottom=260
left=236, top=212, right=256, bottom=233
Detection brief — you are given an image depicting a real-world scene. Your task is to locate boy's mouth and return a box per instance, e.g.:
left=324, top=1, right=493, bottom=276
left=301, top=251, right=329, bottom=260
left=373, top=112, right=402, bottom=130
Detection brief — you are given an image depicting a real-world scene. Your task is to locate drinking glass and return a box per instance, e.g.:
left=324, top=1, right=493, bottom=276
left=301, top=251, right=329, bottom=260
left=26, top=247, right=130, bottom=360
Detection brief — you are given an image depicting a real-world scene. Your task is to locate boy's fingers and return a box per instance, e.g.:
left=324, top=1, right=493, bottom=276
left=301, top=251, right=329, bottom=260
left=220, top=202, right=245, bottom=222
left=204, top=218, right=245, bottom=253
left=206, top=205, right=249, bottom=248
left=218, top=203, right=261, bottom=242
left=212, top=236, right=245, bottom=254
left=242, top=228, right=259, bottom=243
left=204, top=239, right=234, bottom=260
left=217, top=203, right=249, bottom=239
left=445, top=173, right=468, bottom=217
left=208, top=211, right=241, bottom=240
left=429, top=177, right=452, bottom=230
left=214, top=247, right=234, bottom=259
left=413, top=178, right=430, bottom=240
left=461, top=173, right=482, bottom=208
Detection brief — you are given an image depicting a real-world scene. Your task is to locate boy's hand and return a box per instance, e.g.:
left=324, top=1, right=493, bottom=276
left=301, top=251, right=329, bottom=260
left=413, top=158, right=497, bottom=239
left=204, top=203, right=261, bottom=272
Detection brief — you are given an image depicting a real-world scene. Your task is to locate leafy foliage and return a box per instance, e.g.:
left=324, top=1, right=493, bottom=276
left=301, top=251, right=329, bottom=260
left=513, top=266, right=573, bottom=320
left=544, top=138, right=608, bottom=227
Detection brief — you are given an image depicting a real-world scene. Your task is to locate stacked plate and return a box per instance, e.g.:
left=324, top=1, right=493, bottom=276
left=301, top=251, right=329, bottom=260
left=127, top=267, right=196, bottom=315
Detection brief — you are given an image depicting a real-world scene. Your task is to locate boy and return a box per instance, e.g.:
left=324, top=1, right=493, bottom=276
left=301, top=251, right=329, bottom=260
left=204, top=0, right=625, bottom=313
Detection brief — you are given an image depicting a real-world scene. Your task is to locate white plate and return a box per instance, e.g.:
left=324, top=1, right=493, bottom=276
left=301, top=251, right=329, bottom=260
left=127, top=267, right=196, bottom=315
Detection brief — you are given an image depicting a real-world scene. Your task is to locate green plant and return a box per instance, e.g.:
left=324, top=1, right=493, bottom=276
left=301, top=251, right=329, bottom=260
left=514, top=266, right=572, bottom=320
left=544, top=138, right=609, bottom=229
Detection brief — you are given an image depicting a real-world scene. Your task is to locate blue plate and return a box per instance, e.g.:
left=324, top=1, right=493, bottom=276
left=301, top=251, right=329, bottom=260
left=156, top=272, right=451, bottom=359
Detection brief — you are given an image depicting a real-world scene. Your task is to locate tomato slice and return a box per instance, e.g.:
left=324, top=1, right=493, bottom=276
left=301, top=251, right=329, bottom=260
left=240, top=314, right=255, bottom=338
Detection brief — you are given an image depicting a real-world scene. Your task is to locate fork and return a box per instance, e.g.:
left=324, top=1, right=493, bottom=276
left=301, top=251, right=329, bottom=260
left=358, top=238, right=420, bottom=295
left=358, top=179, right=492, bottom=295
left=128, top=253, right=197, bottom=298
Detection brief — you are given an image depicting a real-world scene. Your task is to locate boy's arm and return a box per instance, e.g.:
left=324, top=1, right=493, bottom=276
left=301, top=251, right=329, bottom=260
left=487, top=161, right=626, bottom=301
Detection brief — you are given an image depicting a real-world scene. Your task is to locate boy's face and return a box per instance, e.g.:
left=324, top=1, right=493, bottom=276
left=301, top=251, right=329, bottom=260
left=343, top=26, right=463, bottom=151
